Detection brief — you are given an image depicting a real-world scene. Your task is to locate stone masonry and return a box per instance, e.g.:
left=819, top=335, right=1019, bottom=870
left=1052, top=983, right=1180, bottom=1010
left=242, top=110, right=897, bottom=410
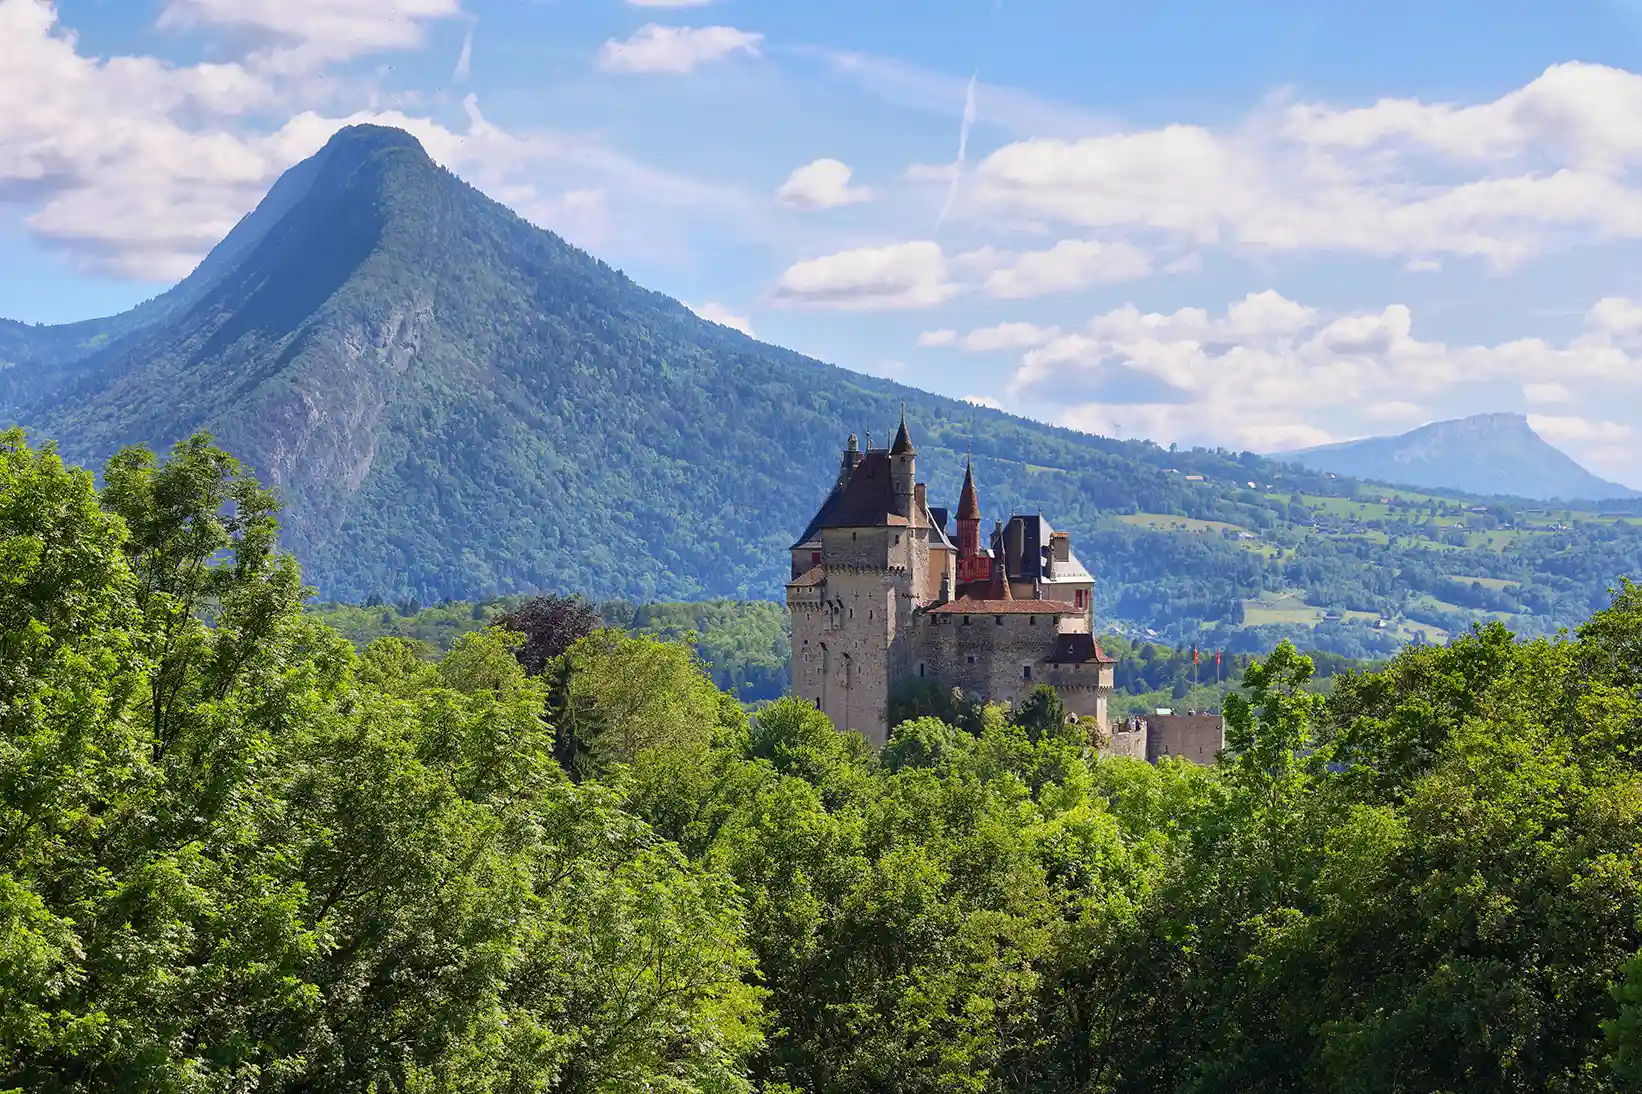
left=786, top=416, right=1117, bottom=748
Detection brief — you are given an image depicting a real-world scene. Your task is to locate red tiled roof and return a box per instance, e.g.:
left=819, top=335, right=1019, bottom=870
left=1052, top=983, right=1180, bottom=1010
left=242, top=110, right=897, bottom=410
left=926, top=598, right=1079, bottom=615
left=787, top=565, right=826, bottom=587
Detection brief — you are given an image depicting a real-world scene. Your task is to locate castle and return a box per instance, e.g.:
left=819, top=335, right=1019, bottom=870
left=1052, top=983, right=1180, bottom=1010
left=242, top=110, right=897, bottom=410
left=785, top=416, right=1116, bottom=748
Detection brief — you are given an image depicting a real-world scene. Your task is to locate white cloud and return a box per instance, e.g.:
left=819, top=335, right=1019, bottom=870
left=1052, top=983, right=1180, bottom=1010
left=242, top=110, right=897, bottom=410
left=918, top=322, right=1060, bottom=352
left=983, top=239, right=1153, bottom=298
left=959, top=62, right=1642, bottom=266
left=0, top=1, right=745, bottom=280
left=1523, top=381, right=1573, bottom=404
left=962, top=394, right=1006, bottom=410
left=1587, top=296, right=1642, bottom=338
left=597, top=23, right=762, bottom=75
left=776, top=159, right=873, bottom=210
left=1527, top=414, right=1634, bottom=444
left=690, top=301, right=755, bottom=336
left=997, top=290, right=1642, bottom=482
left=159, top=0, right=462, bottom=67
left=770, top=241, right=957, bottom=310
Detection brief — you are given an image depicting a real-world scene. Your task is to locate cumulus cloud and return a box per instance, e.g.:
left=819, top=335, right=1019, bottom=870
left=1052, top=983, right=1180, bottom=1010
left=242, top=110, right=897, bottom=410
left=775, top=159, right=873, bottom=210
left=0, top=1, right=746, bottom=280
left=690, top=301, right=755, bottom=336
left=159, top=0, right=462, bottom=67
left=1527, top=414, right=1634, bottom=445
left=983, top=239, right=1153, bottom=298
left=1523, top=381, right=1573, bottom=404
left=918, top=322, right=1060, bottom=351
left=596, top=23, right=762, bottom=75
left=774, top=236, right=1167, bottom=310
left=961, top=62, right=1642, bottom=266
left=980, top=290, right=1642, bottom=481
left=770, top=241, right=958, bottom=310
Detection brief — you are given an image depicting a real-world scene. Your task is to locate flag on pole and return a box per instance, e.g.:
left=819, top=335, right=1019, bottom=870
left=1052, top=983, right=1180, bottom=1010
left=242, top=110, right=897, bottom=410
left=1192, top=646, right=1199, bottom=666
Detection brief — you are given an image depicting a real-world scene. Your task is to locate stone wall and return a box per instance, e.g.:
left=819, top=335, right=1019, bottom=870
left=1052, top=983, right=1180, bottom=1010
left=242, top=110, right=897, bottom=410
left=1104, top=721, right=1148, bottom=760
left=914, top=611, right=1062, bottom=707
left=1145, top=713, right=1225, bottom=765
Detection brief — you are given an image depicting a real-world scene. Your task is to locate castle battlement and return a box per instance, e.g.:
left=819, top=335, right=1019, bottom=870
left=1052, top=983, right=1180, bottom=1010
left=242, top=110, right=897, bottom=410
left=786, top=414, right=1114, bottom=747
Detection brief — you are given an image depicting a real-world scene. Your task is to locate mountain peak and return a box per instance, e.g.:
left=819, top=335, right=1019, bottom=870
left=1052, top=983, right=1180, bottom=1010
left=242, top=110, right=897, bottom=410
left=320, top=124, right=430, bottom=157
left=1283, top=412, right=1636, bottom=501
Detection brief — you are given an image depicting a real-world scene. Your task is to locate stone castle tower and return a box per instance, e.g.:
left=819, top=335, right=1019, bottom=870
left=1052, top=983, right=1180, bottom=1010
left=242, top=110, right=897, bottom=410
left=786, top=415, right=1115, bottom=747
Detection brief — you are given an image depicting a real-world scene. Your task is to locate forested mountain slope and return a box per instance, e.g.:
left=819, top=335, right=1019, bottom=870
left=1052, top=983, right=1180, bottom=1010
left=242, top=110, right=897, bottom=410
left=3, top=124, right=1640, bottom=657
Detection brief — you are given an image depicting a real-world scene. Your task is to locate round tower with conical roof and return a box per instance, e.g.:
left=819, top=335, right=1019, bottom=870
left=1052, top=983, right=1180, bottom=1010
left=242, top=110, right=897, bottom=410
left=889, top=406, right=916, bottom=519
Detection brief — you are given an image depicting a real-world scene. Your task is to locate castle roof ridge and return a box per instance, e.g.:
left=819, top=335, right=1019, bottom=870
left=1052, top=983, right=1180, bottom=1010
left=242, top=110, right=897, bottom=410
left=926, top=598, right=1078, bottom=615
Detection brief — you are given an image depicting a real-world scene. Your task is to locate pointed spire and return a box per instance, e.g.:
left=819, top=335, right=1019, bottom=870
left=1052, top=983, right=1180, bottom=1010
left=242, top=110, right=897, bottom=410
left=891, top=404, right=914, bottom=455
left=957, top=448, right=980, bottom=520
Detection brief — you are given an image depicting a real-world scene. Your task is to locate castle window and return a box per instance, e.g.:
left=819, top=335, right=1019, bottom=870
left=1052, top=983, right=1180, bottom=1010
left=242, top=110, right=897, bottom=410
left=918, top=663, right=926, bottom=677
left=812, top=551, right=821, bottom=563
left=966, top=655, right=976, bottom=664
left=1022, top=665, right=1032, bottom=680
left=995, top=616, right=1004, bottom=625
left=852, top=532, right=857, bottom=541
left=894, top=535, right=900, bottom=544
left=1029, top=616, right=1037, bottom=625
left=963, top=615, right=971, bottom=626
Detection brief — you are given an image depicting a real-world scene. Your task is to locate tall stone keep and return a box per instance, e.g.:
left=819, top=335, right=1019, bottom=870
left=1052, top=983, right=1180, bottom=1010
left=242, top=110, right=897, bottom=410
left=787, top=416, right=1115, bottom=748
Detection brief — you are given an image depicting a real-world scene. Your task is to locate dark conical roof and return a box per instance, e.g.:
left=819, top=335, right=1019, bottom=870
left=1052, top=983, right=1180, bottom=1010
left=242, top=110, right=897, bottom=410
left=891, top=405, right=914, bottom=455
left=957, top=457, right=980, bottom=520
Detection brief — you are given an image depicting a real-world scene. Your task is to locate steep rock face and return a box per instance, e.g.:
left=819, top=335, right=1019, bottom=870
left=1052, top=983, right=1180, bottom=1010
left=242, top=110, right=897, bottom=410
left=1282, top=413, right=1637, bottom=501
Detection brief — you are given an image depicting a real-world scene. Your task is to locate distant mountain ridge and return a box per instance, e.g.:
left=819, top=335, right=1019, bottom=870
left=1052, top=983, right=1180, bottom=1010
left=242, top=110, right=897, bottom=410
left=1280, top=413, right=1637, bottom=502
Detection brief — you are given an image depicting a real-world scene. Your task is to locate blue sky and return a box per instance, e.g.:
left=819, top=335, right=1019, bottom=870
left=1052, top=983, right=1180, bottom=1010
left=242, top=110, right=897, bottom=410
left=4, top=0, right=1642, bottom=486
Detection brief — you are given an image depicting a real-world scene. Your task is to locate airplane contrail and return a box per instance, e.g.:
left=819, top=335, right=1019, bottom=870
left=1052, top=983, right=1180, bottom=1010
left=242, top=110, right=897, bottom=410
left=936, top=71, right=978, bottom=228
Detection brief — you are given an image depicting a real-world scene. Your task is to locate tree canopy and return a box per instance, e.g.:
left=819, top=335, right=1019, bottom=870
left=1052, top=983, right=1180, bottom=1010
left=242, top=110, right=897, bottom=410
left=4, top=428, right=1642, bottom=1093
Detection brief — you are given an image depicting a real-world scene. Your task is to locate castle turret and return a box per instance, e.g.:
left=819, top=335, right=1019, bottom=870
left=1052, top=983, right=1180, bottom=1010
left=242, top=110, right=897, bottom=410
left=836, top=433, right=861, bottom=488
left=955, top=455, right=988, bottom=585
left=889, top=407, right=916, bottom=519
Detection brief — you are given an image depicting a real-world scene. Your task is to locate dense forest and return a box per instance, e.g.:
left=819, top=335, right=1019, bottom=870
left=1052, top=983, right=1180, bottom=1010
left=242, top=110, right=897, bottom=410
left=6, top=432, right=1642, bottom=1092
left=308, top=594, right=1368, bottom=714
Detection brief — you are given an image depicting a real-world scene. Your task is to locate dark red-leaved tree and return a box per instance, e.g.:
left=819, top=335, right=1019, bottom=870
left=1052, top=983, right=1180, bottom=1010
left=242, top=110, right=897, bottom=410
left=495, top=594, right=603, bottom=676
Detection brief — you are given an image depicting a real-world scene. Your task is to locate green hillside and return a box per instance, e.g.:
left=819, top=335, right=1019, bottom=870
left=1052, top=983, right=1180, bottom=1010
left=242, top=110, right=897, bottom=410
left=3, top=124, right=1640, bottom=659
